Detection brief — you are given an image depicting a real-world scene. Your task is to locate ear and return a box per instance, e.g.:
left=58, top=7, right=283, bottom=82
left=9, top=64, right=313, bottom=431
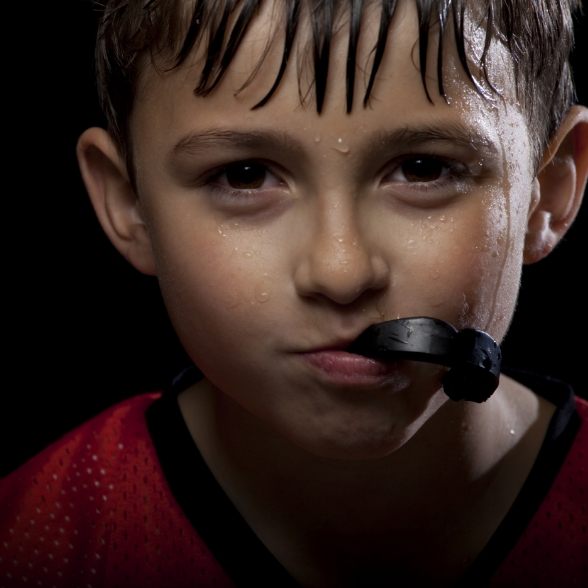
left=524, top=106, right=588, bottom=264
left=76, top=128, right=157, bottom=275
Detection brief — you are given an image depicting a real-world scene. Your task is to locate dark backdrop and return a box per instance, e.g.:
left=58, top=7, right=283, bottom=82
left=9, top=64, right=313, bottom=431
left=3, top=1, right=587, bottom=474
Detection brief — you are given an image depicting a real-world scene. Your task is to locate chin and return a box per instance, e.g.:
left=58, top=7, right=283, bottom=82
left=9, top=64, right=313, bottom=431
left=285, top=390, right=448, bottom=461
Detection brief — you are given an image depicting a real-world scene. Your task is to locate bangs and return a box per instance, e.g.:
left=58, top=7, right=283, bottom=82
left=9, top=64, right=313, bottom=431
left=97, top=0, right=579, bottom=164
left=163, top=0, right=496, bottom=113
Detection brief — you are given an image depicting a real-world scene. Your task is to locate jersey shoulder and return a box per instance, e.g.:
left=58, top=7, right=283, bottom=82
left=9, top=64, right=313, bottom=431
left=491, top=395, right=588, bottom=586
left=0, top=393, right=233, bottom=588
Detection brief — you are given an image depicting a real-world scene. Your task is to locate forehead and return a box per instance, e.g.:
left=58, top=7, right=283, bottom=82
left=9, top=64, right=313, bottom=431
left=131, top=0, right=529, bottom=172
left=136, top=0, right=516, bottom=110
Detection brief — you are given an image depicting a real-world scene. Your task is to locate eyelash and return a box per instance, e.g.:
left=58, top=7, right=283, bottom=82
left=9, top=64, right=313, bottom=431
left=383, top=155, right=471, bottom=191
left=201, top=155, right=472, bottom=202
left=203, top=160, right=284, bottom=202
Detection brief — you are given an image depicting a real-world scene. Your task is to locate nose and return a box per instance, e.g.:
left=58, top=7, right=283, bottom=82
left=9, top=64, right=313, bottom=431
left=293, top=205, right=390, bottom=306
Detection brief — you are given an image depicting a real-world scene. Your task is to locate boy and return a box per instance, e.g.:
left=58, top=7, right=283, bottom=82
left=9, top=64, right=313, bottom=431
left=2, top=0, right=587, bottom=586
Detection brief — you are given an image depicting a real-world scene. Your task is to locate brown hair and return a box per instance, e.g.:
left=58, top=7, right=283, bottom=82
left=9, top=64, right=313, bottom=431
left=94, top=0, right=581, bottom=172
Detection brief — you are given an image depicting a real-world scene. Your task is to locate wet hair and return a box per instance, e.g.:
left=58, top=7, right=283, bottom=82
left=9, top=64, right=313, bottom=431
left=95, top=0, right=581, bottom=172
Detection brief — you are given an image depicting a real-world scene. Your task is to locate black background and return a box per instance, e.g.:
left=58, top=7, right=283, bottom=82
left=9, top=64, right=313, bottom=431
left=3, top=1, right=587, bottom=474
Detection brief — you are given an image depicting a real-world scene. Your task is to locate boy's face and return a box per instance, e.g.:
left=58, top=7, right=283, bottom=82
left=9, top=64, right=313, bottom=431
left=129, top=1, right=537, bottom=458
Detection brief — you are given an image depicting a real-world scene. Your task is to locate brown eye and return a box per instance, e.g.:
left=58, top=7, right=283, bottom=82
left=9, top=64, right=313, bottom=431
left=225, top=162, right=267, bottom=189
left=400, top=158, right=446, bottom=182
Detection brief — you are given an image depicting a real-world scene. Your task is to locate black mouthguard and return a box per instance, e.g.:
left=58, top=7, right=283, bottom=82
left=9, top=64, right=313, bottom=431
left=348, top=317, right=501, bottom=403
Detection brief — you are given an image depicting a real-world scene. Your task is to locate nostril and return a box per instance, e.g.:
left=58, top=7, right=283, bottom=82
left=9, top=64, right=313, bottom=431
left=293, top=214, right=391, bottom=305
left=295, top=256, right=390, bottom=306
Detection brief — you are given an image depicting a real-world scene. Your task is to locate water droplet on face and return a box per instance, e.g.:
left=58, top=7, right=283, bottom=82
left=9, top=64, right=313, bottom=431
left=336, top=237, right=345, bottom=244
left=375, top=300, right=387, bottom=320
left=509, top=428, right=516, bottom=436
left=314, top=135, right=321, bottom=143
left=333, top=137, right=350, bottom=154
left=256, top=291, right=270, bottom=303
left=439, top=215, right=447, bottom=222
left=243, top=250, right=254, bottom=259
left=223, top=295, right=241, bottom=310
left=407, top=239, right=416, bottom=249
left=252, top=280, right=272, bottom=304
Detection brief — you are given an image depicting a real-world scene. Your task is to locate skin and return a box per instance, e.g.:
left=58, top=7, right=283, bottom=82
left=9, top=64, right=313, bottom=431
left=78, top=1, right=588, bottom=585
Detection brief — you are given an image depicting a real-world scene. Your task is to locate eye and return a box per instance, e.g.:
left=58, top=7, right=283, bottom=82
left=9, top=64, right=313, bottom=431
left=202, top=159, right=288, bottom=212
left=380, top=154, right=474, bottom=207
left=388, top=156, right=452, bottom=183
left=400, top=157, right=446, bottom=182
left=224, top=161, right=268, bottom=189
left=207, top=160, right=284, bottom=195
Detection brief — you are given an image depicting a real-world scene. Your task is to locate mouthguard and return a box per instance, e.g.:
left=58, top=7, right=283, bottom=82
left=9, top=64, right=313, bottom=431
left=348, top=317, right=501, bottom=403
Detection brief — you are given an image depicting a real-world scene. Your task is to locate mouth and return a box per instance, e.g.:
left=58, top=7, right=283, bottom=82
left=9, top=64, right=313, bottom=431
left=301, top=348, right=402, bottom=378
left=297, top=316, right=501, bottom=400
left=298, top=336, right=408, bottom=388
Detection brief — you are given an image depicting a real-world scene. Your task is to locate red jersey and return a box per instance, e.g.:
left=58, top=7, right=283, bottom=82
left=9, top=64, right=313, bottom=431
left=1, top=369, right=586, bottom=587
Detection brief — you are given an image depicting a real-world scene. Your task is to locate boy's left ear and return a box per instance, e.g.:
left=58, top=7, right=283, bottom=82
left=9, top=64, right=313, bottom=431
left=524, top=105, right=588, bottom=264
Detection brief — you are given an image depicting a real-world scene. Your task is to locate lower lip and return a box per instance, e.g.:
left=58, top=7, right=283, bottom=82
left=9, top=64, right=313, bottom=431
left=300, top=350, right=406, bottom=387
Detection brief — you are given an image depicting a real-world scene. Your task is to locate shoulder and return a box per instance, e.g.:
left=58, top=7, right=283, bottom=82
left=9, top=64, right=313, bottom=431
left=552, top=394, right=588, bottom=516
left=0, top=393, right=163, bottom=544
left=575, top=394, right=588, bottom=422
left=0, top=393, right=234, bottom=588
left=491, top=393, right=588, bottom=586
left=1, top=392, right=161, bottom=499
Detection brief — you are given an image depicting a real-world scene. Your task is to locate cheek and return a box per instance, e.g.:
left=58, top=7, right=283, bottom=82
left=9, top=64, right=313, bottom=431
left=465, top=191, right=526, bottom=336
left=396, top=195, right=525, bottom=339
left=148, top=216, right=286, bottom=368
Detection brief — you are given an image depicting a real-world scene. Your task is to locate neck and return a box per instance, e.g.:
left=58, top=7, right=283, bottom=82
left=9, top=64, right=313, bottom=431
left=178, top=376, right=553, bottom=586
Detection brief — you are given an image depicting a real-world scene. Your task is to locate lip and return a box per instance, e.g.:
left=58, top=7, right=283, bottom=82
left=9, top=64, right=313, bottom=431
left=299, top=349, right=406, bottom=387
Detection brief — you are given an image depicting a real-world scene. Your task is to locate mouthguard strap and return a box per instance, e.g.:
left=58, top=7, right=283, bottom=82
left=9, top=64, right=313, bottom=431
left=348, top=317, right=501, bottom=403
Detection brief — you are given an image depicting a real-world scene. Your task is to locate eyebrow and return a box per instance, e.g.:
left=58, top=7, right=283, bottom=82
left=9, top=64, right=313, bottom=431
left=372, top=122, right=498, bottom=155
left=169, top=122, right=498, bottom=161
left=170, top=129, right=304, bottom=158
